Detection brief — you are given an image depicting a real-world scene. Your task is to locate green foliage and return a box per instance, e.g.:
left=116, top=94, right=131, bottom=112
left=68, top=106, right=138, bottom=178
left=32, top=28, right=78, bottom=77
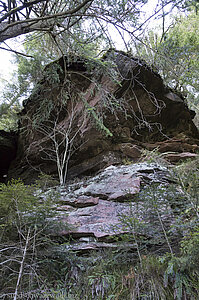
left=181, top=0, right=199, bottom=13
left=86, top=104, right=113, bottom=137
left=0, top=179, right=57, bottom=240
left=43, top=62, right=63, bottom=86
left=109, top=157, right=199, bottom=299
left=0, top=0, right=145, bottom=132
left=31, top=97, right=55, bottom=128
left=140, top=147, right=169, bottom=165
left=0, top=178, right=63, bottom=297
left=0, top=33, right=58, bottom=131
left=0, top=179, right=35, bottom=226
left=0, top=76, right=24, bottom=130
left=172, top=158, right=199, bottom=221
left=0, top=3, right=199, bottom=296
left=35, top=173, right=60, bottom=191
left=0, top=158, right=198, bottom=298
left=160, top=251, right=199, bottom=300
left=134, top=10, right=199, bottom=128
left=159, top=12, right=199, bottom=97
left=16, top=33, right=58, bottom=86
left=0, top=101, right=21, bottom=131
left=117, top=251, right=199, bottom=300
left=181, top=227, right=199, bottom=270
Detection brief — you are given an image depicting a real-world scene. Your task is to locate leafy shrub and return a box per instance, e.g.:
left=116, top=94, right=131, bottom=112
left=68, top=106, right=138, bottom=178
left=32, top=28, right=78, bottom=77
left=0, top=179, right=61, bottom=297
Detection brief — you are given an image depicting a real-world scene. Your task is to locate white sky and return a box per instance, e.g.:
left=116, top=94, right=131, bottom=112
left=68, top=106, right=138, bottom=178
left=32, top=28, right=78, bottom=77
left=0, top=38, right=22, bottom=84
left=0, top=49, right=14, bottom=84
left=0, top=50, right=13, bottom=79
left=0, top=0, right=179, bottom=89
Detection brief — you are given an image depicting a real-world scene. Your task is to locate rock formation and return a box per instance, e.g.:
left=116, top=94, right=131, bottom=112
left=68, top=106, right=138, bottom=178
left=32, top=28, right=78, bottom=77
left=0, top=50, right=199, bottom=297
left=6, top=49, right=199, bottom=183
left=53, top=162, right=176, bottom=253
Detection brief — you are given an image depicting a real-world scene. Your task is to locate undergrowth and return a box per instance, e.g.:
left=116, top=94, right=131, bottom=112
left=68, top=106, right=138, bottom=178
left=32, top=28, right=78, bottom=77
left=0, top=158, right=198, bottom=299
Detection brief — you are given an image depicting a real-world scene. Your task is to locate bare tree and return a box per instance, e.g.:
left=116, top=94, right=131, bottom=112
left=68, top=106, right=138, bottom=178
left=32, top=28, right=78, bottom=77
left=24, top=85, right=89, bottom=186
left=35, top=105, right=88, bottom=186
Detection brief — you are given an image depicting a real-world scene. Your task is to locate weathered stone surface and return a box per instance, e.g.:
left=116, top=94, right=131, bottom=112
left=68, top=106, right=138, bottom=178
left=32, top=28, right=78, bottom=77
left=7, top=50, right=199, bottom=182
left=71, top=163, right=142, bottom=200
left=54, top=162, right=177, bottom=252
left=115, top=143, right=142, bottom=159
left=71, top=162, right=169, bottom=196
left=56, top=205, right=76, bottom=212
left=59, top=241, right=137, bottom=253
left=61, top=199, right=131, bottom=238
left=83, top=175, right=140, bottom=200
left=67, top=151, right=123, bottom=179
left=142, top=138, right=199, bottom=153
left=163, top=152, right=199, bottom=163
left=60, top=195, right=99, bottom=208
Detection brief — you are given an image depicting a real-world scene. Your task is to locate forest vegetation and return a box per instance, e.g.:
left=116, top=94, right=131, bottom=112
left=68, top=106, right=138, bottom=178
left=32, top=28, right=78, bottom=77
left=0, top=0, right=199, bottom=299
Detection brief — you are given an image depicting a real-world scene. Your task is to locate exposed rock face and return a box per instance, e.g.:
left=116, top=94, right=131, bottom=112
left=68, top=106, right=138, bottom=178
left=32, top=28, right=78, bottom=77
left=7, top=50, right=199, bottom=182
left=0, top=130, right=17, bottom=182
left=52, top=162, right=180, bottom=252
left=164, top=152, right=198, bottom=163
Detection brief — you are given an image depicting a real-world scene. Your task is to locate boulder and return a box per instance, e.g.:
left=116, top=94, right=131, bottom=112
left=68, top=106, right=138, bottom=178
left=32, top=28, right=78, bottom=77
left=7, top=50, right=199, bottom=182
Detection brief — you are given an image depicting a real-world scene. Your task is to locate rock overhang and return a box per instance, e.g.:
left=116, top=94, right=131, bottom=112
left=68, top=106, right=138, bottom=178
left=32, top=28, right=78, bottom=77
left=6, top=49, right=199, bottom=183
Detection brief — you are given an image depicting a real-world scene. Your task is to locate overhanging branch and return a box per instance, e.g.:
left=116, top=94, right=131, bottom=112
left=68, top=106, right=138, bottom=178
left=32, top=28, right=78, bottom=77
left=0, top=0, right=93, bottom=43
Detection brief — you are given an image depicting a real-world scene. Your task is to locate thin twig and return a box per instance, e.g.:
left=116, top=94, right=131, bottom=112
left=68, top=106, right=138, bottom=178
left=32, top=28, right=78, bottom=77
left=13, top=227, right=31, bottom=300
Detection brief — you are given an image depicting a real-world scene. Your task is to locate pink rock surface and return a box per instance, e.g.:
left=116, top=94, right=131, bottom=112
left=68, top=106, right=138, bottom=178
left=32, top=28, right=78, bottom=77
left=60, top=195, right=99, bottom=208
left=164, top=152, right=198, bottom=162
left=85, top=174, right=140, bottom=200
left=63, top=200, right=132, bottom=238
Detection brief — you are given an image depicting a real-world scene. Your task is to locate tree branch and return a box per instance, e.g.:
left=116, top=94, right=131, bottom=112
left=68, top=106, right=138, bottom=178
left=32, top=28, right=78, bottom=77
left=13, top=228, right=31, bottom=300
left=0, top=0, right=93, bottom=42
left=0, top=0, right=47, bottom=23
left=0, top=45, right=34, bottom=57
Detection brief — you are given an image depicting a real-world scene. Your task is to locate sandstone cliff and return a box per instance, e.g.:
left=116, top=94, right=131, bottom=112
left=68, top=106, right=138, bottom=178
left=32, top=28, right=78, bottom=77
left=6, top=49, right=199, bottom=183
